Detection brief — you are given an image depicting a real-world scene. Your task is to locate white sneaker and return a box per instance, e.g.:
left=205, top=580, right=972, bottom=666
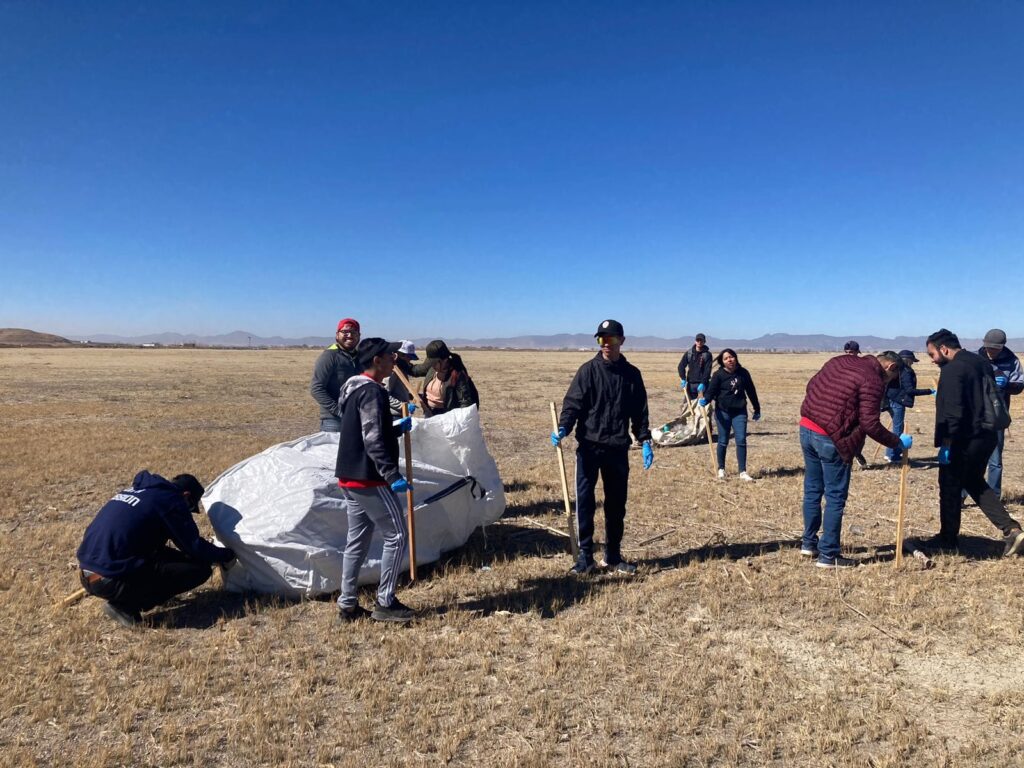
left=717, top=469, right=726, bottom=480
left=739, top=472, right=754, bottom=482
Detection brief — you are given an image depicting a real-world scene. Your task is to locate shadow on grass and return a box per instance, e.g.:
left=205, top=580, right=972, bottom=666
left=640, top=538, right=808, bottom=571
left=760, top=465, right=804, bottom=478
left=146, top=589, right=300, bottom=630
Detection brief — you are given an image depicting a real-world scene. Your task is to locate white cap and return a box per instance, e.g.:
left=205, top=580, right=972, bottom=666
left=398, top=340, right=418, bottom=359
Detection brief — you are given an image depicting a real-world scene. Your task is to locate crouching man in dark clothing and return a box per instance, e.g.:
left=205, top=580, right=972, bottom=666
left=77, top=471, right=235, bottom=627
left=552, top=319, right=654, bottom=576
left=925, top=329, right=1024, bottom=556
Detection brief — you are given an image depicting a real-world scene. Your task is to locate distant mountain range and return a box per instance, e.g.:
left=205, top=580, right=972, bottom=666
left=57, top=330, right=1023, bottom=352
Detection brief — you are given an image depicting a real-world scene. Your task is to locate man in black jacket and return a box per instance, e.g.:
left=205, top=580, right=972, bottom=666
left=678, top=333, right=712, bottom=400
left=335, top=337, right=416, bottom=622
left=925, top=328, right=1024, bottom=556
left=552, top=319, right=653, bottom=575
left=77, top=471, right=235, bottom=626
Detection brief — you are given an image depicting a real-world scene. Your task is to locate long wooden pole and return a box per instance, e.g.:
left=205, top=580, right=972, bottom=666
left=681, top=388, right=697, bottom=420
left=894, top=450, right=910, bottom=567
left=701, top=403, right=718, bottom=476
left=392, top=366, right=429, bottom=414
left=871, top=414, right=893, bottom=462
left=401, top=402, right=417, bottom=581
left=550, top=402, right=579, bottom=558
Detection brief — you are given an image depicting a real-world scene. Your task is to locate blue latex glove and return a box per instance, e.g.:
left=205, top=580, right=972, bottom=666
left=752, top=412, right=761, bottom=421
left=390, top=476, right=411, bottom=493
left=937, top=446, right=951, bottom=465
left=407, top=403, right=417, bottom=414
left=996, top=375, right=1008, bottom=389
left=698, top=398, right=708, bottom=407
left=929, top=389, right=937, bottom=396
left=899, top=433, right=913, bottom=450
left=697, top=383, right=705, bottom=394
left=551, top=427, right=567, bottom=447
left=642, top=441, right=654, bottom=470
left=393, top=416, right=413, bottom=434
left=680, top=378, right=687, bottom=389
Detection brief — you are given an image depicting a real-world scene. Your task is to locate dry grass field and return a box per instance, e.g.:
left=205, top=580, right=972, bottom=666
left=3, top=347, right=1024, bottom=767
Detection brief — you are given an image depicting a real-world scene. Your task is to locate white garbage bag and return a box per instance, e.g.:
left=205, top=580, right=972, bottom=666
left=204, top=405, right=505, bottom=597
left=651, top=400, right=716, bottom=447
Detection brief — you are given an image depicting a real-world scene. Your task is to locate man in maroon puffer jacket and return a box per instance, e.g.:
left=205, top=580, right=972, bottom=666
left=799, top=351, right=909, bottom=568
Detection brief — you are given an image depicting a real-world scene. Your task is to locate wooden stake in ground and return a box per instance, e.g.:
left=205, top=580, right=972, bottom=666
left=391, top=367, right=429, bottom=415
left=53, top=586, right=87, bottom=610
left=550, top=401, right=579, bottom=558
left=401, top=402, right=417, bottom=581
left=701, top=403, right=718, bottom=476
left=894, top=449, right=910, bottom=568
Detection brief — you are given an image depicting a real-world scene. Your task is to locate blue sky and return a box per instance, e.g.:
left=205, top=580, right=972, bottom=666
left=1, top=2, right=1022, bottom=340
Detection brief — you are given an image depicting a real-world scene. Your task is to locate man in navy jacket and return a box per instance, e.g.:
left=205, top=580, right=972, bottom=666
left=979, top=329, right=1024, bottom=497
left=77, top=471, right=235, bottom=626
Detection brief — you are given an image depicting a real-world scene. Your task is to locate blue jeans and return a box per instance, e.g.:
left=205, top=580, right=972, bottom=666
left=800, top=426, right=853, bottom=560
left=715, top=410, right=748, bottom=472
left=320, top=416, right=341, bottom=433
left=987, top=429, right=1005, bottom=498
left=885, top=403, right=905, bottom=462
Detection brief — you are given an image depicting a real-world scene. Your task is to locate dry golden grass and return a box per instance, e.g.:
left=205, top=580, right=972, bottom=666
left=3, top=347, right=1024, bottom=767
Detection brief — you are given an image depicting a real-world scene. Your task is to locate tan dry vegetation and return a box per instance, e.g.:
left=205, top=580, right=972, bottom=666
left=2, top=347, right=1024, bottom=767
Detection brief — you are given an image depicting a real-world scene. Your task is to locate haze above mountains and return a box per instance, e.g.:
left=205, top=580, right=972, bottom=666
left=42, top=329, right=1024, bottom=352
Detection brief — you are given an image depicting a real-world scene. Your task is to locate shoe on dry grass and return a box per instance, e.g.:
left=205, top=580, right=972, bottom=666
left=103, top=601, right=142, bottom=627
left=799, top=547, right=819, bottom=558
left=337, top=604, right=372, bottom=623
left=739, top=471, right=754, bottom=482
left=568, top=561, right=596, bottom=576
left=600, top=559, right=637, bottom=575
left=1002, top=529, right=1024, bottom=557
left=371, top=597, right=414, bottom=623
left=815, top=555, right=859, bottom=569
left=921, top=534, right=958, bottom=553
left=717, top=469, right=726, bottom=480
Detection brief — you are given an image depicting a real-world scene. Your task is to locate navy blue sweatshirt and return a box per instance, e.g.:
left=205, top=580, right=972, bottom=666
left=77, top=471, right=234, bottom=577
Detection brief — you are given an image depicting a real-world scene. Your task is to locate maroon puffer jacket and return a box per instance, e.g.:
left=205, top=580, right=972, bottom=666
left=801, top=355, right=901, bottom=463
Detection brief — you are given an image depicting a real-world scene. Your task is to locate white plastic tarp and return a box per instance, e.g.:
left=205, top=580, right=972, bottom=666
left=204, top=406, right=505, bottom=597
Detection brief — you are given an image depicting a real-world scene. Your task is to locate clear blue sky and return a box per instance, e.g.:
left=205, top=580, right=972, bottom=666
left=1, top=2, right=1022, bottom=340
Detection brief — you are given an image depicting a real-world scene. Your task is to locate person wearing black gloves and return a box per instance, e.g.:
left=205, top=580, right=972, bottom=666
left=925, top=328, right=1024, bottom=556
left=77, top=471, right=235, bottom=627
left=678, top=333, right=713, bottom=401
left=883, top=350, right=936, bottom=463
left=335, top=337, right=416, bottom=623
left=552, top=319, right=653, bottom=576
left=700, top=348, right=760, bottom=482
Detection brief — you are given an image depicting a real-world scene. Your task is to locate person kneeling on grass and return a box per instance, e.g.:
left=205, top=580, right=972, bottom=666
left=799, top=350, right=911, bottom=569
left=335, top=337, right=416, bottom=623
left=699, top=348, right=760, bottom=482
left=77, top=471, right=235, bottom=627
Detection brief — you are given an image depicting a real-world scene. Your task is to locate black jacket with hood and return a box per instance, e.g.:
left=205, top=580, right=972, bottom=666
left=558, top=353, right=652, bottom=449
left=705, top=365, right=760, bottom=416
left=335, top=374, right=401, bottom=485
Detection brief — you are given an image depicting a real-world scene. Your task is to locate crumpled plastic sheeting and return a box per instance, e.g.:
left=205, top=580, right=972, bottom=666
left=204, top=405, right=505, bottom=597
left=651, top=400, right=716, bottom=447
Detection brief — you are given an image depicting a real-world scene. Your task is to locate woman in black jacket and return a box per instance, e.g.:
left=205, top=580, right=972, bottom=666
left=701, top=348, right=761, bottom=481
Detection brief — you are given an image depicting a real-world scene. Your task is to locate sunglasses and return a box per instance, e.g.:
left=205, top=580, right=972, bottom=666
left=597, top=336, right=622, bottom=346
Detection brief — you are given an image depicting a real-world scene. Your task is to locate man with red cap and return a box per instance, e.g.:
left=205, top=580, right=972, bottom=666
left=310, top=318, right=362, bottom=432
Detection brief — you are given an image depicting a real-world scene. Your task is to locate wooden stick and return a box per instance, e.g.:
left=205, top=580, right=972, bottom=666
left=401, top=403, right=417, bottom=581
left=681, top=389, right=697, bottom=420
left=54, top=587, right=87, bottom=609
left=635, top=528, right=677, bottom=547
left=894, top=450, right=910, bottom=568
left=392, top=367, right=429, bottom=415
left=550, top=402, right=579, bottom=558
left=701, top=403, right=718, bottom=476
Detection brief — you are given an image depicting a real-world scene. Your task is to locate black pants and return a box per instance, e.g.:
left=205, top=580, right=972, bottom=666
left=81, top=546, right=213, bottom=614
left=575, top=441, right=629, bottom=566
left=938, top=434, right=1018, bottom=540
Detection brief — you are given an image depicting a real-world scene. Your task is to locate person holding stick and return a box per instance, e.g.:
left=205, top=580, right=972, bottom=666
left=924, top=329, right=1024, bottom=556
left=76, top=471, right=235, bottom=627
left=678, top=333, right=712, bottom=401
left=414, top=340, right=480, bottom=416
left=699, top=348, right=760, bottom=482
left=551, top=319, right=653, bottom=576
left=386, top=340, right=421, bottom=417
left=335, top=337, right=416, bottom=623
left=799, top=350, right=910, bottom=568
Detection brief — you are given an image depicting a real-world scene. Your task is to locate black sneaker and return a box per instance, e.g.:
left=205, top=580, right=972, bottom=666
left=921, top=534, right=958, bottom=553
left=1003, top=529, right=1024, bottom=557
left=103, top=601, right=142, bottom=627
left=568, top=561, right=596, bottom=576
left=337, top=604, right=372, bottom=623
left=815, top=555, right=860, bottom=569
left=371, top=597, right=415, bottom=623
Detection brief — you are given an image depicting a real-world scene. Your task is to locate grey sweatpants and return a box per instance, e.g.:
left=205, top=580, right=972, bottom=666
left=338, top=485, right=408, bottom=610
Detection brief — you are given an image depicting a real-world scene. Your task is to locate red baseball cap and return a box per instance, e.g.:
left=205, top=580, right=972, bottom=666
left=337, top=318, right=360, bottom=332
